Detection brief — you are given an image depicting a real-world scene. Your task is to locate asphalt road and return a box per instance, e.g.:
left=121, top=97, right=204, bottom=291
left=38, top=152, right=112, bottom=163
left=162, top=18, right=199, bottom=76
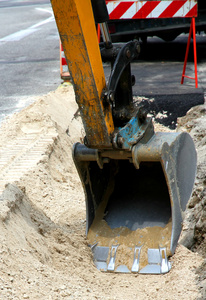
left=0, top=0, right=205, bottom=127
left=133, top=34, right=206, bottom=128
left=0, top=0, right=61, bottom=123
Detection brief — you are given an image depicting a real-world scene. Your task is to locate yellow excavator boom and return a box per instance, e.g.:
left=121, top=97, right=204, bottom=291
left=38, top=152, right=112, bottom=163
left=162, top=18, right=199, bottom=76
left=51, top=0, right=114, bottom=148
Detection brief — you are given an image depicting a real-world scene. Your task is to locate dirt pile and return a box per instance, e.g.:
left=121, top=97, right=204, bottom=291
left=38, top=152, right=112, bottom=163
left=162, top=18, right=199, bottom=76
left=0, top=84, right=205, bottom=299
left=177, top=104, right=206, bottom=254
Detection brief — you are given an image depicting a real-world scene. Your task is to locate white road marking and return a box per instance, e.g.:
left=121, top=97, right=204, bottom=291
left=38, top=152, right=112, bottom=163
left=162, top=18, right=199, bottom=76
left=31, top=15, right=54, bottom=29
left=35, top=7, right=53, bottom=15
left=0, top=9, right=54, bottom=43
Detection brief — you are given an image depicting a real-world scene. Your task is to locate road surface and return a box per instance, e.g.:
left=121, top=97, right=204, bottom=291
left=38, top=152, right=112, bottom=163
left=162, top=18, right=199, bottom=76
left=0, top=0, right=61, bottom=123
left=0, top=0, right=205, bottom=127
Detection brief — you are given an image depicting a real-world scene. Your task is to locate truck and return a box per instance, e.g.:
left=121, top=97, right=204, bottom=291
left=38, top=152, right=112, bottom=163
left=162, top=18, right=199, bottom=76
left=106, top=0, right=206, bottom=43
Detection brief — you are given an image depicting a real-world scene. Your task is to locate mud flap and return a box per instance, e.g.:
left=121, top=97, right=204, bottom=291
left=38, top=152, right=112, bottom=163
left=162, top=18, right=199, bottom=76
left=72, top=131, right=196, bottom=274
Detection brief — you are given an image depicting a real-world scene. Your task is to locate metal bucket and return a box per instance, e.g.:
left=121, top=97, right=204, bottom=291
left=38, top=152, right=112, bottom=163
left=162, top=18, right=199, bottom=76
left=73, top=131, right=196, bottom=274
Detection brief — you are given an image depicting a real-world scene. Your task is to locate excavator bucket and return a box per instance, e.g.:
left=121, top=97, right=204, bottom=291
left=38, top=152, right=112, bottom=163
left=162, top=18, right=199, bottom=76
left=51, top=0, right=197, bottom=274
left=73, top=131, right=196, bottom=274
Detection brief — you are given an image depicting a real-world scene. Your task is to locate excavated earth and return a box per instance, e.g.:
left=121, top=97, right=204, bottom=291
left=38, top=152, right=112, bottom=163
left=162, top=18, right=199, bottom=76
left=0, top=84, right=205, bottom=299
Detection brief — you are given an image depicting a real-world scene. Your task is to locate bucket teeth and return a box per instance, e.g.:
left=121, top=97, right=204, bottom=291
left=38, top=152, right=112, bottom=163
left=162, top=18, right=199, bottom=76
left=91, top=245, right=171, bottom=274
left=131, top=246, right=142, bottom=273
left=107, top=245, right=119, bottom=271
left=139, top=247, right=171, bottom=274
left=160, top=247, right=170, bottom=274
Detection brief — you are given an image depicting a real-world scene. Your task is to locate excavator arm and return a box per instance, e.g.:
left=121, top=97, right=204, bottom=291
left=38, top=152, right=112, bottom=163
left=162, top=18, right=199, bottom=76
left=51, top=0, right=114, bottom=148
left=51, top=0, right=197, bottom=274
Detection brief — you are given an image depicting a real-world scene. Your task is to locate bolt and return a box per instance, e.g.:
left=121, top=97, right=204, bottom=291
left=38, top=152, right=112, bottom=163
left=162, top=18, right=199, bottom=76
left=102, top=90, right=111, bottom=105
left=109, top=91, right=114, bottom=102
left=125, top=48, right=131, bottom=59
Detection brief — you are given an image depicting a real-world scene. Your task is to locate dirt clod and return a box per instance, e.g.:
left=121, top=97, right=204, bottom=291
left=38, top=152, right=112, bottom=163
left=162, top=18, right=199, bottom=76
left=0, top=84, right=205, bottom=299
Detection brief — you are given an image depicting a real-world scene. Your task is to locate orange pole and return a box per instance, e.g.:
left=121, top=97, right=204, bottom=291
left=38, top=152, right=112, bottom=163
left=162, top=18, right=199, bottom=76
left=97, top=24, right=101, bottom=43
left=181, top=17, right=198, bottom=88
left=192, top=17, right=198, bottom=88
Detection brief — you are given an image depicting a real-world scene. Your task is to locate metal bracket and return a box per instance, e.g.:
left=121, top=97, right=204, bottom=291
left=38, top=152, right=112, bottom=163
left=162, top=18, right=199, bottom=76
left=112, top=113, right=154, bottom=150
left=107, top=40, right=140, bottom=95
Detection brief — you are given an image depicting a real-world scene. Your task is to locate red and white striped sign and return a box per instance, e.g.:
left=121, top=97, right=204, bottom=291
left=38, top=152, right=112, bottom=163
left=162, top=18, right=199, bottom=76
left=106, top=0, right=197, bottom=19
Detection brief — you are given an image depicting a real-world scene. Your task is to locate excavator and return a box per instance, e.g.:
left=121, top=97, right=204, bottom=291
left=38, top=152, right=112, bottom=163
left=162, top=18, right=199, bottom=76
left=51, top=0, right=197, bottom=274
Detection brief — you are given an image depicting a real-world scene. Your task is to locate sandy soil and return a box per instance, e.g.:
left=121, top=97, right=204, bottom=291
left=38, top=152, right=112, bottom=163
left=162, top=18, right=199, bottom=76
left=0, top=84, right=205, bottom=299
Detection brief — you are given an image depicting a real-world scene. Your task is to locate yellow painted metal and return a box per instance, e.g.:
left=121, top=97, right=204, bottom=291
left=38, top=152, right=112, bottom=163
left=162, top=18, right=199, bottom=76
left=51, top=0, right=114, bottom=148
